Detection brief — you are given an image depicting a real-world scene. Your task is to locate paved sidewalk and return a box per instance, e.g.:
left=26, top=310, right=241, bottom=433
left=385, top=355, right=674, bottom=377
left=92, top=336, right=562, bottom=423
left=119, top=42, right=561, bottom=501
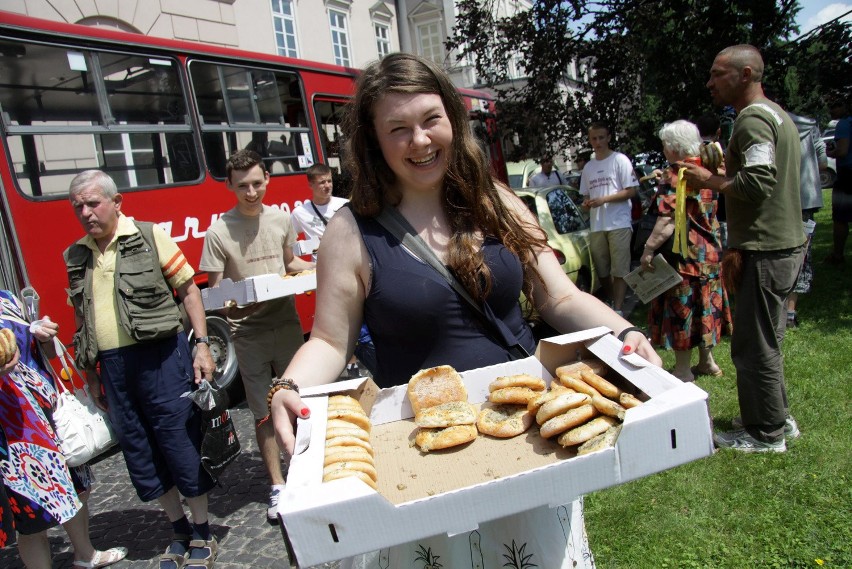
left=1, top=402, right=337, bottom=569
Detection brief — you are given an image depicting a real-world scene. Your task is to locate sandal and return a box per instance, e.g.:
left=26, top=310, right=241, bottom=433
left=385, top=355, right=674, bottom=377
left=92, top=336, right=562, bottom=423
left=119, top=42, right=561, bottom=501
left=73, top=547, right=128, bottom=568
left=159, top=551, right=186, bottom=569
left=691, top=364, right=723, bottom=377
left=184, top=537, right=218, bottom=569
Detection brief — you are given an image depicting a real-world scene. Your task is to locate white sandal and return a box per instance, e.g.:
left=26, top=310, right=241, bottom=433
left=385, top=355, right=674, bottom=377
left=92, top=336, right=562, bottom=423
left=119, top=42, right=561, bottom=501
left=72, top=547, right=129, bottom=568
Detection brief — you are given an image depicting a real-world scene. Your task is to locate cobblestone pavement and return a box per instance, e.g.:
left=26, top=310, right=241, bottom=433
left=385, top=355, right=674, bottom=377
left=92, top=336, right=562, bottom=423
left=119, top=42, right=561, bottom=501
left=0, top=401, right=339, bottom=569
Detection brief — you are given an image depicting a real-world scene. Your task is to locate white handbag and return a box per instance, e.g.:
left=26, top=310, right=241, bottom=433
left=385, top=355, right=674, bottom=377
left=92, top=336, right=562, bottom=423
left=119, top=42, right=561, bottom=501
left=50, top=338, right=118, bottom=467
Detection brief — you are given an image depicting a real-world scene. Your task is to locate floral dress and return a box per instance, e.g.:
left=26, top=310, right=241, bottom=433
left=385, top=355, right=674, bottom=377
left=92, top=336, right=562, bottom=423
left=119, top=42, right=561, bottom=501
left=647, top=183, right=733, bottom=351
left=0, top=290, right=90, bottom=546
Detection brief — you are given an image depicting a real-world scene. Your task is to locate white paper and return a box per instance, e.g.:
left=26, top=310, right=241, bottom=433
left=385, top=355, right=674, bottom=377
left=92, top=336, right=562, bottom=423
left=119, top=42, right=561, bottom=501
left=624, top=254, right=682, bottom=304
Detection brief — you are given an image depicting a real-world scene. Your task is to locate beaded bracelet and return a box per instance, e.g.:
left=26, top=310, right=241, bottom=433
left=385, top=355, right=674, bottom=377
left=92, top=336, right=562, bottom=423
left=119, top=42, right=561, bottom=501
left=266, top=377, right=300, bottom=414
left=617, top=326, right=648, bottom=342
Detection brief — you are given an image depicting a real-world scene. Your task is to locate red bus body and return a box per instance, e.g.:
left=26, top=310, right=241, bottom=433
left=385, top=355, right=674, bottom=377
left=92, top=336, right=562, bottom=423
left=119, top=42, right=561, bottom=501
left=0, top=12, right=507, bottom=361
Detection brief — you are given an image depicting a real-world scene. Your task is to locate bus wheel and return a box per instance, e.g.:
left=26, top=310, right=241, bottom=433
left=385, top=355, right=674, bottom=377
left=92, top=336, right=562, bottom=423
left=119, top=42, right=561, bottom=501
left=194, top=314, right=244, bottom=405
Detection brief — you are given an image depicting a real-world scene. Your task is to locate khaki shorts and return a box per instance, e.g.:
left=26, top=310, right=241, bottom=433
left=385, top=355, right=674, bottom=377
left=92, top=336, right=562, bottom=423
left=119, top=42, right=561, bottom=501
left=589, top=227, right=633, bottom=278
left=233, top=323, right=304, bottom=420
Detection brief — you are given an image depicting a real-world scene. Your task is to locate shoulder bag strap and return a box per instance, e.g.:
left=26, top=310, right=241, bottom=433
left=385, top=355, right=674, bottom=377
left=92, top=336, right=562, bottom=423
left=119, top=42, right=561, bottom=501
left=555, top=170, right=563, bottom=184
left=309, top=201, right=329, bottom=226
left=374, top=207, right=530, bottom=359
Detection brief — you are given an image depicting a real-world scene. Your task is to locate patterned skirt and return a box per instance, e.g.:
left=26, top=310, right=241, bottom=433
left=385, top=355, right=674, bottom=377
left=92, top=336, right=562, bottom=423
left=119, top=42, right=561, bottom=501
left=648, top=273, right=733, bottom=352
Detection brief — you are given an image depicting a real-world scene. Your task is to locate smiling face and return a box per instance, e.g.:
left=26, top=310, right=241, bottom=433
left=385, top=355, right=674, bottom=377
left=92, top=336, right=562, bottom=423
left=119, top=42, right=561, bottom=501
left=70, top=185, right=122, bottom=247
left=372, top=92, right=453, bottom=194
left=227, top=164, right=269, bottom=216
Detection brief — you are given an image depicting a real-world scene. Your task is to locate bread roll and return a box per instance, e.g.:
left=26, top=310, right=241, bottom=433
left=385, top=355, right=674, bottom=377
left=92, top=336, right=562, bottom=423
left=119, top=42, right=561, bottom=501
left=476, top=404, right=534, bottom=438
left=539, top=404, right=599, bottom=439
left=557, top=416, right=619, bottom=447
left=407, top=365, right=467, bottom=414
left=579, top=370, right=622, bottom=399
left=591, top=394, right=626, bottom=420
left=535, top=392, right=591, bottom=425
left=414, top=424, right=477, bottom=452
left=414, top=401, right=477, bottom=428
left=555, top=360, right=608, bottom=380
left=488, top=374, right=547, bottom=392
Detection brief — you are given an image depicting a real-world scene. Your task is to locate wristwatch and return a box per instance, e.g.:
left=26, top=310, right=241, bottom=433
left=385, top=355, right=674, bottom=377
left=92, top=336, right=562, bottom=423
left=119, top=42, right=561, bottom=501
left=193, top=336, right=210, bottom=345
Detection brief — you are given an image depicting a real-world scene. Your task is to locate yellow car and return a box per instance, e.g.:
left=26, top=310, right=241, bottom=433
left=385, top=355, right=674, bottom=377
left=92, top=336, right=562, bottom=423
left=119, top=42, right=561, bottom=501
left=512, top=185, right=598, bottom=292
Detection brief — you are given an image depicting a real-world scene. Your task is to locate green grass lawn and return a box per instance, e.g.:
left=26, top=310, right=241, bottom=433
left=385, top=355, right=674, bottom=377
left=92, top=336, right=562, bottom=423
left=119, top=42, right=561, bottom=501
left=586, top=190, right=852, bottom=568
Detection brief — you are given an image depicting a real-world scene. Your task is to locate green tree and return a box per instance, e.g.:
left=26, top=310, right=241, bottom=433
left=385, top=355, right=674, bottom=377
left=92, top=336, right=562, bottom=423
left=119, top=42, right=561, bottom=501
left=448, top=1, right=851, bottom=160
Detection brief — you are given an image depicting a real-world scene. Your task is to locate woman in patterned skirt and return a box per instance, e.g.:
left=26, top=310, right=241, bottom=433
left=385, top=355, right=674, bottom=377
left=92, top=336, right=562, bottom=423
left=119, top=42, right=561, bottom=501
left=640, top=121, right=733, bottom=382
left=1, top=289, right=126, bottom=568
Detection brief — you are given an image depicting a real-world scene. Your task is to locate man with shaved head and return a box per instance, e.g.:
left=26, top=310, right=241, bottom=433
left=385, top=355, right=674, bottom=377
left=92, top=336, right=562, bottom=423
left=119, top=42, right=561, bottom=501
left=680, top=44, right=805, bottom=453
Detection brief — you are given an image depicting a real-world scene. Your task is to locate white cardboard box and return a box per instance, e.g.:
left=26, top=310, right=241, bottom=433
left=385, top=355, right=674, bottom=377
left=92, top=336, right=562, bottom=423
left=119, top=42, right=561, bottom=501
left=200, top=272, right=316, bottom=311
left=278, top=327, right=714, bottom=567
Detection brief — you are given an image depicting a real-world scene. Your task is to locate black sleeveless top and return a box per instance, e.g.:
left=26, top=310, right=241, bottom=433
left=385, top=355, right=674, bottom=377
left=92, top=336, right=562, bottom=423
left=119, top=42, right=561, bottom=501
left=353, top=211, right=536, bottom=388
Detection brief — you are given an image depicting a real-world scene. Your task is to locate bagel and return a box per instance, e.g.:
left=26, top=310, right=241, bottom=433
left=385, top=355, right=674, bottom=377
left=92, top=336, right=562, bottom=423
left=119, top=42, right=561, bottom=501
left=488, top=374, right=547, bottom=392
left=414, top=401, right=477, bottom=428
left=538, top=403, right=599, bottom=439
left=407, top=365, right=467, bottom=414
left=476, top=404, right=534, bottom=438
left=557, top=416, right=619, bottom=447
left=414, top=424, right=477, bottom=452
left=535, top=392, right=591, bottom=425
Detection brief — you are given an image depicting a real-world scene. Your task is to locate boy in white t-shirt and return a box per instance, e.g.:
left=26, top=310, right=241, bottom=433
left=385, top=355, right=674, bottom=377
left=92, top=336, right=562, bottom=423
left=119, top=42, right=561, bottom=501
left=580, top=122, right=639, bottom=315
left=290, top=163, right=349, bottom=261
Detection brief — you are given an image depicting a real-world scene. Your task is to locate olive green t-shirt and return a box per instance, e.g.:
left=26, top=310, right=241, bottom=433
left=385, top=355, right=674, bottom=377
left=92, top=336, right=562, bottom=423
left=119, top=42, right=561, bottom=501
left=724, top=99, right=806, bottom=251
left=199, top=205, right=301, bottom=337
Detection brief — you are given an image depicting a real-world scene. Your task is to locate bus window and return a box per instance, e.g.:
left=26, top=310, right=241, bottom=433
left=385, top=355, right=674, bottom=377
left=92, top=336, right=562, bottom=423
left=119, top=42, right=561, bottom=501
left=188, top=61, right=313, bottom=178
left=0, top=39, right=200, bottom=196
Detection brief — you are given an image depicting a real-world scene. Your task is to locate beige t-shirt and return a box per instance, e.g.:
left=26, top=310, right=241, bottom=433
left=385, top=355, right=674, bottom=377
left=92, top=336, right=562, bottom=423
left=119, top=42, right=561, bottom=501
left=199, top=205, right=301, bottom=336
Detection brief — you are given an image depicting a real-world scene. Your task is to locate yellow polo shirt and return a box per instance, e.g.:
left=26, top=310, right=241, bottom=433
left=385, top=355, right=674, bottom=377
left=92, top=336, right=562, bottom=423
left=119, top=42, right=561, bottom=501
left=72, top=214, right=196, bottom=350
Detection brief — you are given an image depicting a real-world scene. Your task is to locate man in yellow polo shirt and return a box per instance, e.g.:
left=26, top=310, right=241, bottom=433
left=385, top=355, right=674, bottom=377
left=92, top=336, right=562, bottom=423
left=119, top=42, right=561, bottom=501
left=64, top=170, right=218, bottom=569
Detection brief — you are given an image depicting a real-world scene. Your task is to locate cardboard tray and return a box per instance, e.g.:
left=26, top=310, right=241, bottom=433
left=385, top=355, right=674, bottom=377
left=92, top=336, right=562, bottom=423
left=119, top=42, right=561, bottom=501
left=278, top=327, right=714, bottom=567
left=201, top=271, right=316, bottom=311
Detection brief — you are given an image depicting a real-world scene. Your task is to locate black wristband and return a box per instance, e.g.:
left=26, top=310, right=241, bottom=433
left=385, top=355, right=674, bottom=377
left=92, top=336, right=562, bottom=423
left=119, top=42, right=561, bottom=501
left=617, top=326, right=647, bottom=342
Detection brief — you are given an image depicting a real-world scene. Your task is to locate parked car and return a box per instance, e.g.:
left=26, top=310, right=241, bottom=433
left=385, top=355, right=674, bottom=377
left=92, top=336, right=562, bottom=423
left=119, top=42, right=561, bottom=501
left=507, top=160, right=574, bottom=189
left=512, top=185, right=597, bottom=293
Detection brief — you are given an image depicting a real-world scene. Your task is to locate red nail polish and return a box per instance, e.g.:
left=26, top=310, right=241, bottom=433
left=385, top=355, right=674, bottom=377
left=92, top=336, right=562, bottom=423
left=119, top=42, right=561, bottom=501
left=622, top=345, right=633, bottom=353
left=300, top=407, right=309, bottom=417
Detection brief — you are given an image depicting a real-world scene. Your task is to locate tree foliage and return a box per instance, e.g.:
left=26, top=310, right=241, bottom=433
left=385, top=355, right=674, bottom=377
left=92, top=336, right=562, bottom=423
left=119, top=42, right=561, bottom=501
left=448, top=0, right=852, bottom=161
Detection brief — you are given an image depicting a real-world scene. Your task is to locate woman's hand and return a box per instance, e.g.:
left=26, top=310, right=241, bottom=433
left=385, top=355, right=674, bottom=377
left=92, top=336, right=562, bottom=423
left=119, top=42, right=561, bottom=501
left=271, top=388, right=312, bottom=456
left=620, top=331, right=662, bottom=367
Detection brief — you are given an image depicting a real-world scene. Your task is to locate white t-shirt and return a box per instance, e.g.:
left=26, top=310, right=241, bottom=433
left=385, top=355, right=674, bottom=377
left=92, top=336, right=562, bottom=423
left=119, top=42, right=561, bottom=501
left=291, top=196, right=349, bottom=242
left=529, top=170, right=564, bottom=187
left=579, top=152, right=638, bottom=231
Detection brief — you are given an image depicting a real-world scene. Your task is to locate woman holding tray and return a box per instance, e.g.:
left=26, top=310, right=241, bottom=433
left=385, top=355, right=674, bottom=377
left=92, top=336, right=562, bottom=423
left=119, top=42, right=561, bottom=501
left=270, top=53, right=661, bottom=568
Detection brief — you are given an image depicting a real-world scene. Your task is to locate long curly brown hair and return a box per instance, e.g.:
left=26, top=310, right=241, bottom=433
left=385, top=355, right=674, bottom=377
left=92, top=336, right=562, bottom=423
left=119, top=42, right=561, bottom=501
left=343, top=53, right=547, bottom=305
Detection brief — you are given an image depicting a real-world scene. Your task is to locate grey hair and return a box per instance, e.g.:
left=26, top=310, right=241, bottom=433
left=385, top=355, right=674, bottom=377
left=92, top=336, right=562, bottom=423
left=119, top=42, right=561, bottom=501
left=657, top=120, right=701, bottom=158
left=68, top=170, right=118, bottom=199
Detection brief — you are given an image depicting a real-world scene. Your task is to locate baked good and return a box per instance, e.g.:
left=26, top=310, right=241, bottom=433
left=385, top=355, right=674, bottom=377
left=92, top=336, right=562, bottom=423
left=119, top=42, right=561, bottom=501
left=538, top=403, right=599, bottom=439
left=557, top=416, right=619, bottom=447
left=414, top=401, right=477, bottom=428
left=591, top=394, right=626, bottom=420
left=488, top=374, right=546, bottom=392
left=326, top=409, right=372, bottom=432
left=579, top=370, right=622, bottom=399
left=414, top=424, right=478, bottom=452
left=527, top=390, right=561, bottom=414
left=323, top=460, right=378, bottom=482
left=325, top=435, right=375, bottom=455
left=557, top=374, right=601, bottom=398
left=325, top=425, right=371, bottom=441
left=0, top=328, right=16, bottom=366
left=322, top=468, right=378, bottom=490
left=577, top=424, right=622, bottom=455
left=323, top=446, right=374, bottom=467
left=535, top=392, right=591, bottom=425
left=328, top=395, right=365, bottom=412
left=619, top=392, right=643, bottom=409
left=407, top=365, right=467, bottom=414
left=555, top=360, right=608, bottom=380
left=476, top=404, right=534, bottom=438
left=489, top=386, right=539, bottom=405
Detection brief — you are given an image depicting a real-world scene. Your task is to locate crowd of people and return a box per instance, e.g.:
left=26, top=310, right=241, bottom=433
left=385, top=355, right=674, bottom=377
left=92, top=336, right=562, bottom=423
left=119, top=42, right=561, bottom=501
left=1, top=43, right=847, bottom=568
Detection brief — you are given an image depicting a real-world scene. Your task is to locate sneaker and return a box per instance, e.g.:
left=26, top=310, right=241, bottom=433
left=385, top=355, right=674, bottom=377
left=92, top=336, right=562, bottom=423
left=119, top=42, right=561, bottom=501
left=731, top=415, right=800, bottom=439
left=713, top=429, right=786, bottom=453
left=267, top=485, right=284, bottom=521
left=786, top=313, right=799, bottom=329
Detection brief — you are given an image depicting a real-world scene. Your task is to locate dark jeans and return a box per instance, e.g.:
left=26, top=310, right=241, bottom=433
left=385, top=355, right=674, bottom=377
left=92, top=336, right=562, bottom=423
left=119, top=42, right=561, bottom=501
left=731, top=245, right=805, bottom=442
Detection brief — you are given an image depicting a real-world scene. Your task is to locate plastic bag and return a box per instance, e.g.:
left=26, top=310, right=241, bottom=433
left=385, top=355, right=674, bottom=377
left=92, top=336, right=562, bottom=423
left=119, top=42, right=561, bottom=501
left=182, top=381, right=241, bottom=480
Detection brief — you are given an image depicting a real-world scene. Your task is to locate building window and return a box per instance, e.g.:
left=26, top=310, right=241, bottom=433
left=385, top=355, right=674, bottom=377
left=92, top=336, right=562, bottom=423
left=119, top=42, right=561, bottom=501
left=329, top=10, right=351, bottom=67
left=417, top=21, right=444, bottom=64
left=375, top=23, right=391, bottom=58
left=271, top=0, right=299, bottom=58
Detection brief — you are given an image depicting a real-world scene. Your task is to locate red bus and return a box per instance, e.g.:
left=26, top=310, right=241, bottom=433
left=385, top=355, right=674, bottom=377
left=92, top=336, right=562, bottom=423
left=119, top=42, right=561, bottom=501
left=0, top=11, right=507, bottom=393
